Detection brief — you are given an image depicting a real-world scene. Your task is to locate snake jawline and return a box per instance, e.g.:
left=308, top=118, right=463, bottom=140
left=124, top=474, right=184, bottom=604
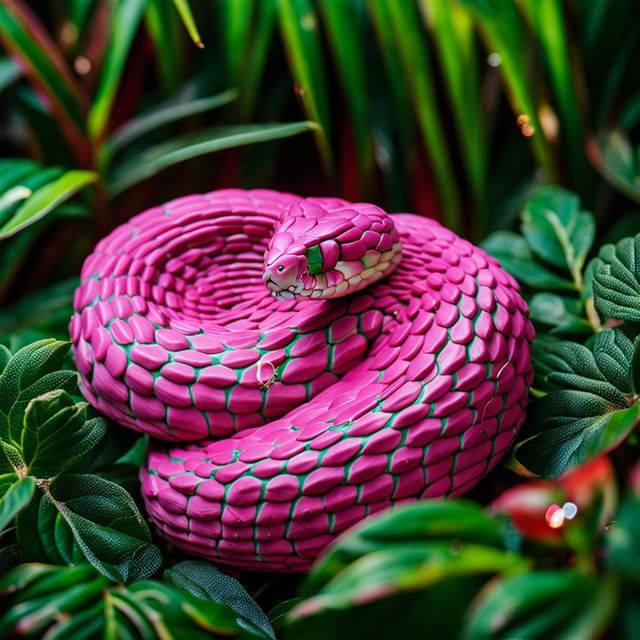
left=70, top=189, right=534, bottom=572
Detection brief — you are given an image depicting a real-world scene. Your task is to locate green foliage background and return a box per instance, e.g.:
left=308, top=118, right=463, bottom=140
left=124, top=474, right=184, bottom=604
left=0, top=1, right=639, bottom=638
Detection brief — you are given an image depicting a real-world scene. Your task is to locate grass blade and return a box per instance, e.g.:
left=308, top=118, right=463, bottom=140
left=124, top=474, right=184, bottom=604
left=144, top=0, right=185, bottom=95
left=422, top=0, right=487, bottom=237
left=277, top=0, right=333, bottom=175
left=105, top=89, right=238, bottom=156
left=238, top=0, right=277, bottom=118
left=108, top=121, right=318, bottom=196
left=0, top=170, right=97, bottom=240
left=0, top=56, right=20, bottom=93
left=88, top=0, right=146, bottom=142
left=0, top=0, right=89, bottom=162
left=171, top=0, right=204, bottom=48
left=318, top=0, right=374, bottom=188
left=461, top=0, right=558, bottom=182
left=520, top=0, right=588, bottom=186
left=382, top=0, right=462, bottom=230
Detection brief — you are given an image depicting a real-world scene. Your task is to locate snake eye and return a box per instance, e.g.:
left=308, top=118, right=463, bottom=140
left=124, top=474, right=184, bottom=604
left=277, top=265, right=284, bottom=272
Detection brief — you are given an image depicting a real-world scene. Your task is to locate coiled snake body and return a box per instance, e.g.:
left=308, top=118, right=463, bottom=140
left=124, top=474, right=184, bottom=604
left=71, top=189, right=534, bottom=572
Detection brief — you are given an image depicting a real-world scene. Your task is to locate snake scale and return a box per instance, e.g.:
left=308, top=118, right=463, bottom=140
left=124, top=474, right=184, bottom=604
left=71, top=189, right=534, bottom=572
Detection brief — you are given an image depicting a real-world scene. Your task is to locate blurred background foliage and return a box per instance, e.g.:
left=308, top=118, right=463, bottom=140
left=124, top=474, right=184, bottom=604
left=1, top=0, right=640, bottom=346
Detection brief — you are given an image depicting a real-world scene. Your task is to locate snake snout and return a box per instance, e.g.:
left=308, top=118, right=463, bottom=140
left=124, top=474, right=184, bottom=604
left=263, top=253, right=304, bottom=297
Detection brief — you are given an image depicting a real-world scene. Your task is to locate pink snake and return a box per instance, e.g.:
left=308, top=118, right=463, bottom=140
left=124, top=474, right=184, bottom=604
left=71, top=189, right=534, bottom=572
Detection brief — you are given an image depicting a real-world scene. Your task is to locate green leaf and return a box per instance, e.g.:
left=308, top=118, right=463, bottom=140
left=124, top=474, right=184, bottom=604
left=106, top=89, right=238, bottom=156
left=383, top=0, right=462, bottom=231
left=521, top=187, right=595, bottom=285
left=0, top=56, right=21, bottom=93
left=0, top=562, right=266, bottom=639
left=606, top=493, right=640, bottom=583
left=108, top=121, right=317, bottom=196
left=517, top=329, right=640, bottom=476
left=528, top=292, right=592, bottom=335
left=302, top=500, right=513, bottom=597
left=461, top=571, right=616, bottom=640
left=22, top=390, right=106, bottom=479
left=164, top=560, right=275, bottom=639
left=40, top=474, right=162, bottom=583
left=0, top=339, right=76, bottom=445
left=0, top=0, right=89, bottom=161
left=87, top=0, right=146, bottom=141
left=171, top=0, right=204, bottom=48
left=482, top=231, right=575, bottom=290
left=593, top=233, right=640, bottom=322
left=593, top=130, right=640, bottom=205
left=277, top=0, right=333, bottom=173
left=317, top=0, right=374, bottom=183
left=0, top=170, right=97, bottom=240
left=0, top=475, right=33, bottom=533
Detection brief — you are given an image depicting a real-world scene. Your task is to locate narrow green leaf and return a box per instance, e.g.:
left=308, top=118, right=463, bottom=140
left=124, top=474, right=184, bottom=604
left=318, top=0, right=374, bottom=184
left=277, top=0, right=333, bottom=173
left=461, top=0, right=557, bottom=181
left=108, top=121, right=317, bottom=196
left=171, top=0, right=204, bottom=48
left=423, top=0, right=487, bottom=235
left=0, top=0, right=89, bottom=159
left=106, top=89, right=238, bottom=155
left=0, top=56, right=20, bottom=93
left=0, top=475, right=32, bottom=533
left=383, top=0, right=462, bottom=230
left=0, top=170, right=96, bottom=240
left=144, top=0, right=184, bottom=94
left=88, top=0, right=146, bottom=141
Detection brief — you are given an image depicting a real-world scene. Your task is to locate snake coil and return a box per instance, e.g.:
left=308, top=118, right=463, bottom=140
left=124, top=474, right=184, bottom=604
left=71, top=189, right=533, bottom=572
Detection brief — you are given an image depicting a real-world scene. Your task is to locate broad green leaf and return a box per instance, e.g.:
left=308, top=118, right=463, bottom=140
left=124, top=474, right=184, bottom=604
left=303, top=500, right=508, bottom=597
left=268, top=598, right=302, bottom=631
left=108, top=121, right=317, bottom=196
left=106, top=89, right=238, bottom=156
left=0, top=170, right=97, bottom=240
left=461, top=571, right=616, bottom=640
left=164, top=560, right=275, bottom=639
left=0, top=339, right=76, bottom=445
left=277, top=0, right=332, bottom=173
left=0, top=475, right=33, bottom=533
left=481, top=231, right=575, bottom=290
left=171, top=0, right=204, bottom=48
left=528, top=292, right=592, bottom=335
left=593, top=232, right=640, bottom=322
left=593, top=130, right=640, bottom=204
left=38, top=474, right=162, bottom=583
left=0, top=0, right=89, bottom=160
left=521, top=187, right=595, bottom=284
left=0, top=543, right=27, bottom=575
left=517, top=328, right=640, bottom=476
left=21, top=390, right=106, bottom=479
left=88, top=0, right=146, bottom=141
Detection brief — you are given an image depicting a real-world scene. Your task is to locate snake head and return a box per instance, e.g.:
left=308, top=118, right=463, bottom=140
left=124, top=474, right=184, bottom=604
left=262, top=251, right=308, bottom=300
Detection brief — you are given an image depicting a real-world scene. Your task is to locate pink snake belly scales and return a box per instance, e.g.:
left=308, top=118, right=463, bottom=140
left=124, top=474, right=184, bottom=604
left=70, top=189, right=534, bottom=572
